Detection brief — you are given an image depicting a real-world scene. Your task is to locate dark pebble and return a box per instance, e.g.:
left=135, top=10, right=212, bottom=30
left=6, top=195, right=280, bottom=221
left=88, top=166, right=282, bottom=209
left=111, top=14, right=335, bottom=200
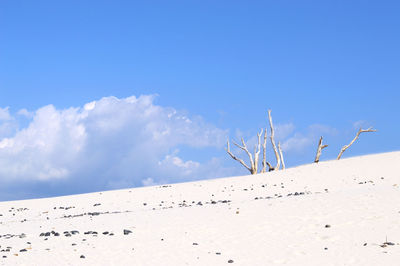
left=124, top=229, right=132, bottom=235
left=384, top=242, right=395, bottom=246
left=103, top=231, right=109, bottom=235
left=325, top=225, right=331, bottom=228
left=19, top=249, right=27, bottom=252
left=80, top=255, right=85, bottom=259
left=193, top=243, right=198, bottom=245
left=228, top=259, right=234, bottom=263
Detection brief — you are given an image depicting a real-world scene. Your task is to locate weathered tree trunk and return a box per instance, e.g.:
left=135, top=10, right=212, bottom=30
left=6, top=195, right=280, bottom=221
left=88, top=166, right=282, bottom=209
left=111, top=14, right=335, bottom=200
left=314, top=136, right=328, bottom=163
left=337, top=127, right=376, bottom=160
left=261, top=128, right=273, bottom=172
left=268, top=110, right=280, bottom=171
left=278, top=142, right=285, bottom=170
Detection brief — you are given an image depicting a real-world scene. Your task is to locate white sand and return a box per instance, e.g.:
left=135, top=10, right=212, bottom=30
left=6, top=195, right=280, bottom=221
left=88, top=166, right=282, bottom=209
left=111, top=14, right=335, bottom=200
left=1, top=151, right=400, bottom=265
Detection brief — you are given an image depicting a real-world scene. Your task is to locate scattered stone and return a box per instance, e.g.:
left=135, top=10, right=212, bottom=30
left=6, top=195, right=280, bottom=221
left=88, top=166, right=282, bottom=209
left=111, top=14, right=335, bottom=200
left=325, top=224, right=331, bottom=228
left=103, top=231, right=109, bottom=235
left=216, top=252, right=221, bottom=255
left=193, top=243, right=198, bottom=245
left=19, top=249, right=27, bottom=252
left=80, top=255, right=85, bottom=259
left=124, top=229, right=132, bottom=235
left=384, top=242, right=395, bottom=246
left=363, top=243, right=367, bottom=246
left=228, top=259, right=234, bottom=263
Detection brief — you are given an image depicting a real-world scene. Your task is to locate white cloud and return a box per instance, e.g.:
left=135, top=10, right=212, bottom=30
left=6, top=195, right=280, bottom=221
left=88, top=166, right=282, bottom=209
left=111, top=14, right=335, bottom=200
left=0, top=95, right=228, bottom=198
left=352, top=120, right=371, bottom=130
left=281, top=124, right=337, bottom=153
left=17, top=109, right=33, bottom=118
left=281, top=133, right=313, bottom=152
left=0, top=107, right=11, bottom=121
left=275, top=123, right=295, bottom=141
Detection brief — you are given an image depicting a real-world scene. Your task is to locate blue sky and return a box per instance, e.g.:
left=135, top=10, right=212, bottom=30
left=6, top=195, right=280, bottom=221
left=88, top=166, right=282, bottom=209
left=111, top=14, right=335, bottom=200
left=0, top=1, right=399, bottom=201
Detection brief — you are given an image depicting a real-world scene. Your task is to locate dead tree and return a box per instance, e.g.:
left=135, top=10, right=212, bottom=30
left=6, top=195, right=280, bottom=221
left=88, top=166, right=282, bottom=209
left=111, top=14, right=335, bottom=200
left=226, top=110, right=281, bottom=174
left=314, top=136, right=328, bottom=163
left=226, top=129, right=263, bottom=174
left=337, top=127, right=377, bottom=160
left=268, top=110, right=280, bottom=170
left=278, top=142, right=285, bottom=170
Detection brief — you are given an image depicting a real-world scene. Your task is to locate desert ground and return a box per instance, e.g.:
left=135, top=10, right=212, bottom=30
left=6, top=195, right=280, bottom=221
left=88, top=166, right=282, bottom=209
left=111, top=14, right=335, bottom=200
left=1, top=151, right=400, bottom=265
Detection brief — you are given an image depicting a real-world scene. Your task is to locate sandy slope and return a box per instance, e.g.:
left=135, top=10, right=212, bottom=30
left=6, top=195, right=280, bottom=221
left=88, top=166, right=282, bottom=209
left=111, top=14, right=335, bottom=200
left=0, top=151, right=400, bottom=265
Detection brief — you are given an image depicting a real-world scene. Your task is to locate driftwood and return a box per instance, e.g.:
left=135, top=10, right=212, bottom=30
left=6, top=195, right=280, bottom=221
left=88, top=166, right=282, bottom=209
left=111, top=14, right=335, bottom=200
left=337, top=127, right=377, bottom=160
left=268, top=110, right=280, bottom=171
left=314, top=136, right=328, bottom=163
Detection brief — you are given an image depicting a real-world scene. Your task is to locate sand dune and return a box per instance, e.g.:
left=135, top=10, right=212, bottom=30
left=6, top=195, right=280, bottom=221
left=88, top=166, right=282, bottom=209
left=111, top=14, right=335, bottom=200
left=1, top=151, right=400, bottom=265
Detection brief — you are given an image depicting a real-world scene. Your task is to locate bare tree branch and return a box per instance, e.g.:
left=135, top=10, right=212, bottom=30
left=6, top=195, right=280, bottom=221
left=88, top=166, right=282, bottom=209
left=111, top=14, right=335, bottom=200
left=314, top=136, right=328, bottom=163
left=337, top=127, right=377, bottom=160
left=261, top=128, right=267, bottom=173
left=233, top=138, right=254, bottom=169
left=253, top=129, right=263, bottom=174
left=278, top=142, right=285, bottom=170
left=225, top=139, right=251, bottom=172
left=268, top=110, right=280, bottom=171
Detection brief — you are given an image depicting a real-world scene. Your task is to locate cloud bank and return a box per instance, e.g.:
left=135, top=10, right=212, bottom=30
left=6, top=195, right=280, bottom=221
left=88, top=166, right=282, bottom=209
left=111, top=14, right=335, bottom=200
left=0, top=95, right=230, bottom=200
